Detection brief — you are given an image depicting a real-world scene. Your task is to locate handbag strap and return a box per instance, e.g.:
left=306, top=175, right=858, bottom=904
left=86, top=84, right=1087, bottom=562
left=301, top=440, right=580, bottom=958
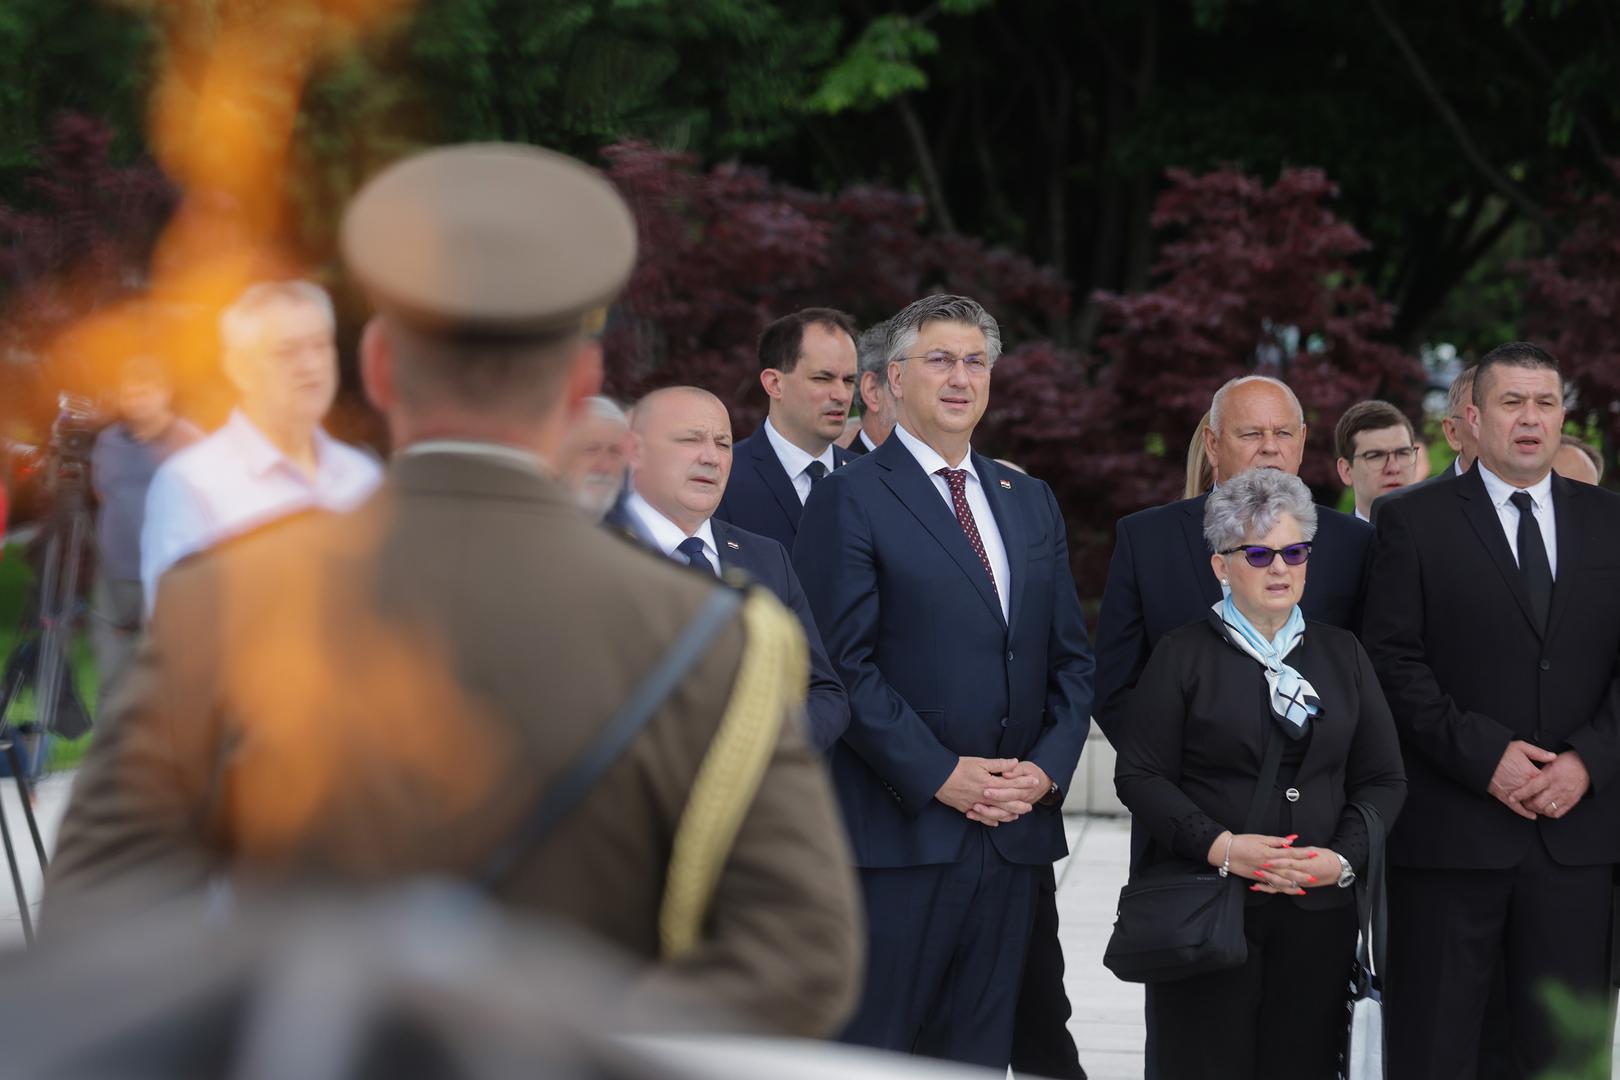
left=476, top=586, right=743, bottom=891
left=1240, top=723, right=1285, bottom=835
left=1351, top=801, right=1388, bottom=979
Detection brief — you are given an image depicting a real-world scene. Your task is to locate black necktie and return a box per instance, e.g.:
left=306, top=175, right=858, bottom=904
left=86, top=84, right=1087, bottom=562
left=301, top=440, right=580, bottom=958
left=804, top=460, right=828, bottom=489
left=676, top=536, right=715, bottom=577
left=1509, top=491, right=1552, bottom=631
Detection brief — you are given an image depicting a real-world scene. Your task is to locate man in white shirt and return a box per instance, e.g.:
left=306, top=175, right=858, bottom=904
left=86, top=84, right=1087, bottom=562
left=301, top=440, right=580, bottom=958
left=1334, top=399, right=1418, bottom=522
left=714, top=307, right=858, bottom=551
left=140, top=280, right=381, bottom=606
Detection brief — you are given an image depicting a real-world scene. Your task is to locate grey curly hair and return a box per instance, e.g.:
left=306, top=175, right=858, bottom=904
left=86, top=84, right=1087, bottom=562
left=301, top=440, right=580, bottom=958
left=1203, top=468, right=1318, bottom=553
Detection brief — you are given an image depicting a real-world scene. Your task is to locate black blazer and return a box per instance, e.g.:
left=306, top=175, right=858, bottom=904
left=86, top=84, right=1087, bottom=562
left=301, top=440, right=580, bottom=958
left=1093, top=492, right=1373, bottom=743
left=603, top=504, right=851, bottom=753
left=1114, top=617, right=1406, bottom=908
left=793, top=436, right=1095, bottom=869
left=1363, top=464, right=1620, bottom=869
left=714, top=429, right=856, bottom=551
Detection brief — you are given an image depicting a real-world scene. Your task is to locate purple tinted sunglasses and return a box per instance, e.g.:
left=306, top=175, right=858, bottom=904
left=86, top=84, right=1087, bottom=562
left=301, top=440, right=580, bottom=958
left=1218, top=542, right=1312, bottom=568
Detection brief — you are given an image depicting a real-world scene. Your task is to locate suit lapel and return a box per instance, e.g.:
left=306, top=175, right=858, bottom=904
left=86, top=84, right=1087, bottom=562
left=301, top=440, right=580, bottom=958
left=975, top=452, right=1024, bottom=630
left=747, top=431, right=805, bottom=534
left=875, top=438, right=1005, bottom=628
left=1179, top=494, right=1222, bottom=606
left=711, top=518, right=745, bottom=574
left=1544, top=473, right=1583, bottom=642
left=1457, top=466, right=1542, bottom=638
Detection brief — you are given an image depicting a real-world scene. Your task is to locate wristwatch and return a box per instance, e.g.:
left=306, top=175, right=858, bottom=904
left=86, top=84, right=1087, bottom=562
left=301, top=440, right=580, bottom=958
left=1335, top=852, right=1356, bottom=888
left=1039, top=782, right=1062, bottom=808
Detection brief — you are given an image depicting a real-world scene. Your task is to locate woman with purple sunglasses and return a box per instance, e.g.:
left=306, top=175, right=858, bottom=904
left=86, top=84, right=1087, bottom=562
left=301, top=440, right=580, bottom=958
left=1115, top=467, right=1406, bottom=1079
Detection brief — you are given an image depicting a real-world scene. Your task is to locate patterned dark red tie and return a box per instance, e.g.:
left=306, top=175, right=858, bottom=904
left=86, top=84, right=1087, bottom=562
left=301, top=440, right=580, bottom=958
left=937, top=468, right=998, bottom=598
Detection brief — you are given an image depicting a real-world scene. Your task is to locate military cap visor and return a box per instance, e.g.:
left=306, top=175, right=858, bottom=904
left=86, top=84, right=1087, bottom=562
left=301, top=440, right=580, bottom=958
left=341, top=143, right=637, bottom=339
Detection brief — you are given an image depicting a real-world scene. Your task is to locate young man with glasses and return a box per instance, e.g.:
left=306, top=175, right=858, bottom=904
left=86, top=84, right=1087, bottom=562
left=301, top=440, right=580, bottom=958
left=1334, top=400, right=1419, bottom=522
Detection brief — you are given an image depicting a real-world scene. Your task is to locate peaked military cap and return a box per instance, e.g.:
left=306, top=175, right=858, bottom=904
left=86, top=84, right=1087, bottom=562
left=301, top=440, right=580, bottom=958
left=341, top=142, right=637, bottom=340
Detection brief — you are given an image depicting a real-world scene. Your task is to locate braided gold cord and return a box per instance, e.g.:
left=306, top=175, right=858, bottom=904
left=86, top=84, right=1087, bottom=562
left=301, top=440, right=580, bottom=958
left=658, top=590, right=806, bottom=957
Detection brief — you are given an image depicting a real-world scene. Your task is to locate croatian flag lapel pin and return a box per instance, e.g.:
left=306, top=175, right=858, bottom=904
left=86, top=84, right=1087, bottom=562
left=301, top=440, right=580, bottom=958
left=725, top=539, right=741, bottom=550
left=999, top=479, right=1013, bottom=490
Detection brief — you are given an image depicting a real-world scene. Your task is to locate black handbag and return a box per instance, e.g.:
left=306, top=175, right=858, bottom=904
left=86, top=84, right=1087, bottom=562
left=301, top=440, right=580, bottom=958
left=1103, top=728, right=1284, bottom=983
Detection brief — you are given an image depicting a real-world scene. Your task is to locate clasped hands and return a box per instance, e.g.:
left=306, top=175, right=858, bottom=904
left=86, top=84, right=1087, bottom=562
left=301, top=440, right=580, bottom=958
left=1205, top=831, right=1344, bottom=895
left=935, top=757, right=1051, bottom=827
left=1489, top=740, right=1589, bottom=820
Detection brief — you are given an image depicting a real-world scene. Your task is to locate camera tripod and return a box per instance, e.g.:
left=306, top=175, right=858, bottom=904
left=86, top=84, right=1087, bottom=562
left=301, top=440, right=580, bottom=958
left=0, top=445, right=96, bottom=944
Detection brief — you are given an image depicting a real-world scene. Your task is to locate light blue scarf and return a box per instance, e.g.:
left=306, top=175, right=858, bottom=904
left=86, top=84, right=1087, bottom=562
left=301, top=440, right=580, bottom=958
left=1211, top=594, right=1320, bottom=738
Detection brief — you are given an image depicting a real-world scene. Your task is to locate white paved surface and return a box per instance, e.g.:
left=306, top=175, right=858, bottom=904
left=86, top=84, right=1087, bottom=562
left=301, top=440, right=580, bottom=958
left=0, top=768, right=72, bottom=949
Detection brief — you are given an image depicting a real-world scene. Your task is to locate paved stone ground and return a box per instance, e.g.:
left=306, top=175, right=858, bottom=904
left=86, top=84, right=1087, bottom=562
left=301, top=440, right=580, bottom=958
left=1056, top=814, right=1620, bottom=1080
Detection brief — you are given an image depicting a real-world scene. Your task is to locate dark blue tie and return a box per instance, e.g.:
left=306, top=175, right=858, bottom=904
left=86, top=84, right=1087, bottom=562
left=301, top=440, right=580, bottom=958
left=676, top=536, right=715, bottom=576
left=804, top=460, right=828, bottom=488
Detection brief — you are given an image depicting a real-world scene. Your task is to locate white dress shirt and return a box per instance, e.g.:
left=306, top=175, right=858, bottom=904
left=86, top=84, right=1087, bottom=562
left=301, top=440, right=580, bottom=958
left=857, top=428, right=880, bottom=453
left=891, top=423, right=1010, bottom=620
left=140, top=410, right=383, bottom=607
left=1477, top=463, right=1557, bottom=579
left=624, top=490, right=721, bottom=575
left=762, top=417, right=837, bottom=505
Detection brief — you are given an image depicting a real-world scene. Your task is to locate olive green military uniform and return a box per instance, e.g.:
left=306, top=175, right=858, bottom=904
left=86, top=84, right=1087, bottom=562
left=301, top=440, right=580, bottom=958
left=43, top=143, right=862, bottom=1039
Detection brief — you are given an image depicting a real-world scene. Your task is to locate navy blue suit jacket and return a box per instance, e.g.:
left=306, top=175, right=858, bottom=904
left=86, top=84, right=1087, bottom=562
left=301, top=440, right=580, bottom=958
left=714, top=428, right=857, bottom=551
left=1092, top=491, right=1373, bottom=743
left=792, top=435, right=1095, bottom=869
left=603, top=502, right=850, bottom=752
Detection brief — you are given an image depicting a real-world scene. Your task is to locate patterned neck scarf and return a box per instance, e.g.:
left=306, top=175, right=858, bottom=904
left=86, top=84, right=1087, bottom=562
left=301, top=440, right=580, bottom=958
left=1210, top=594, right=1320, bottom=739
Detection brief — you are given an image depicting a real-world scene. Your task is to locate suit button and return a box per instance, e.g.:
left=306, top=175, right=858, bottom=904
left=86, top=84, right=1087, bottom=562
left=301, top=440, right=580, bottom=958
left=1540, top=659, right=1551, bottom=671
left=1007, top=651, right=1015, bottom=662
left=1285, top=788, right=1300, bottom=803
left=1000, top=717, right=1009, bottom=728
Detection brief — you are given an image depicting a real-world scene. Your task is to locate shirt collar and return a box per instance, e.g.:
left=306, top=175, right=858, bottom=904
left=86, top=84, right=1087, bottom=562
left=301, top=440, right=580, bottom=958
left=222, top=409, right=344, bottom=481
left=858, top=428, right=879, bottom=453
left=1478, top=461, right=1554, bottom=510
left=399, top=439, right=551, bottom=478
left=625, top=490, right=717, bottom=559
left=762, top=417, right=835, bottom=481
left=1354, top=508, right=1370, bottom=523
left=892, top=423, right=978, bottom=482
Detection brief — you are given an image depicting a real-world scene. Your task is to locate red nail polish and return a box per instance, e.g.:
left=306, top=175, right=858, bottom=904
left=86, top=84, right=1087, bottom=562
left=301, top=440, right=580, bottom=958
left=1307, top=852, right=1319, bottom=859
left=1261, top=862, right=1272, bottom=868
left=1306, top=875, right=1317, bottom=883
left=1249, top=885, right=1262, bottom=891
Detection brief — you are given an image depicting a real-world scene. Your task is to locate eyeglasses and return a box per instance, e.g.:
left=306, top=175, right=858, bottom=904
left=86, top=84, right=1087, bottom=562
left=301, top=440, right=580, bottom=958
left=1354, top=446, right=1419, bottom=467
left=900, top=351, right=992, bottom=376
left=1218, top=542, right=1313, bottom=568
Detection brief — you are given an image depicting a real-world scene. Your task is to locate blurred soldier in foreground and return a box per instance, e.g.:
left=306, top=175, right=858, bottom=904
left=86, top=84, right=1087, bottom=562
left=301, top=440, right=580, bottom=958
left=44, top=143, right=863, bottom=1037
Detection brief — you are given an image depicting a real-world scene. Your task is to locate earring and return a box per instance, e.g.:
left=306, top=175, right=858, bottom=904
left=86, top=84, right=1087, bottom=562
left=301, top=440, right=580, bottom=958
left=1220, top=578, right=1229, bottom=587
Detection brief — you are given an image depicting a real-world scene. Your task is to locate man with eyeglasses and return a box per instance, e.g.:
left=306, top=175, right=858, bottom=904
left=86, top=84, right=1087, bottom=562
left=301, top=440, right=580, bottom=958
left=794, top=293, right=1093, bottom=1070
left=714, top=307, right=859, bottom=550
left=1335, top=400, right=1419, bottom=522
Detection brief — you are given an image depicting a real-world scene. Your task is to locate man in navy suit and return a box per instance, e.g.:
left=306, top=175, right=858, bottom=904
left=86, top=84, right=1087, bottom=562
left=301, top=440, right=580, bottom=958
left=795, top=294, right=1094, bottom=1068
left=714, top=308, right=859, bottom=549
left=607, top=385, right=849, bottom=752
left=1094, top=375, right=1374, bottom=745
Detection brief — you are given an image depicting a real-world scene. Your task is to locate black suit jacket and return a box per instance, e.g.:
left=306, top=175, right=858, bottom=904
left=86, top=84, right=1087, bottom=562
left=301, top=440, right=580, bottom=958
left=1367, top=465, right=1458, bottom=525
left=1093, top=491, right=1374, bottom=743
left=714, top=429, right=857, bottom=551
left=1114, top=616, right=1405, bottom=907
left=603, top=503, right=851, bottom=752
left=793, top=436, right=1095, bottom=869
left=1363, top=465, right=1620, bottom=869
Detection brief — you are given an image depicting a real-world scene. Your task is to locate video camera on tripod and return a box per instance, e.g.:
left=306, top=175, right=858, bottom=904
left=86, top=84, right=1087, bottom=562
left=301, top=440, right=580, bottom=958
left=0, top=392, right=107, bottom=942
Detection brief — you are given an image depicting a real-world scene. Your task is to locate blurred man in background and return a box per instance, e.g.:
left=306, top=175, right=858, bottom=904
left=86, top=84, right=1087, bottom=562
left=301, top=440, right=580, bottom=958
left=559, top=394, right=629, bottom=520
left=1553, top=433, right=1603, bottom=486
left=845, top=321, right=895, bottom=456
left=89, top=355, right=201, bottom=691
left=139, top=280, right=381, bottom=609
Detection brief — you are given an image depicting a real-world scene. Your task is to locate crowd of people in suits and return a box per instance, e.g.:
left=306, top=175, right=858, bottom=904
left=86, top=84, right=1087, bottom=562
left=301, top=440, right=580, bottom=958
left=36, top=137, right=1620, bottom=1080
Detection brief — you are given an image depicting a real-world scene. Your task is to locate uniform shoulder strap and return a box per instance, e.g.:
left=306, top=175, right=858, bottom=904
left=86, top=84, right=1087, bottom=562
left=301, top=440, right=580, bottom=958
left=477, top=585, right=743, bottom=892
left=658, top=587, right=807, bottom=958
